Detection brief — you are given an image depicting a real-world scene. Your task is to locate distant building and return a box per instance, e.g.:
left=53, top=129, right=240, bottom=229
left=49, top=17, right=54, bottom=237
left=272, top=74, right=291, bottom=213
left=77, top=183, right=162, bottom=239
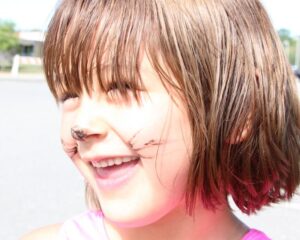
left=8, top=31, right=44, bottom=74
left=18, top=31, right=45, bottom=57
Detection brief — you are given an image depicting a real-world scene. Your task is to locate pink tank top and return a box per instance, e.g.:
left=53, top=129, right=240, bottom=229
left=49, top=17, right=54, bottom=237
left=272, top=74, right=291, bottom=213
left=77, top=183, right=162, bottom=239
left=59, top=211, right=271, bottom=239
left=242, top=229, right=271, bottom=240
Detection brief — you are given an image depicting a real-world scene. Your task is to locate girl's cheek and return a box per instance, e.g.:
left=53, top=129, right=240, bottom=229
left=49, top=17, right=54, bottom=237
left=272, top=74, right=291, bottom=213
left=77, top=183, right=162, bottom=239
left=61, top=114, right=72, bottom=141
left=111, top=95, right=171, bottom=146
left=60, top=110, right=78, bottom=158
left=59, top=97, right=80, bottom=139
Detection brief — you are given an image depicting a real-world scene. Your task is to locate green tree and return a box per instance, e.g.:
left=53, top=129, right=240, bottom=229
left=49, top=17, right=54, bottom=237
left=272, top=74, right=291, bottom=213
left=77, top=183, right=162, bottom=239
left=0, top=20, right=19, bottom=52
left=278, top=28, right=296, bottom=65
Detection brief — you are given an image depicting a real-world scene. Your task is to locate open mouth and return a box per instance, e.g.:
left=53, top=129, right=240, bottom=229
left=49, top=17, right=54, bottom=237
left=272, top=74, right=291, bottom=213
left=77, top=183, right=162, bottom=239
left=91, top=157, right=141, bottom=189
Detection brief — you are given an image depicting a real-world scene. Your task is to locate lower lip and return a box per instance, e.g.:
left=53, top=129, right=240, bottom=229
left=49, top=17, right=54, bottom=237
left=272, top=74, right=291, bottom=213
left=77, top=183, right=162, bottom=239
left=93, top=159, right=140, bottom=189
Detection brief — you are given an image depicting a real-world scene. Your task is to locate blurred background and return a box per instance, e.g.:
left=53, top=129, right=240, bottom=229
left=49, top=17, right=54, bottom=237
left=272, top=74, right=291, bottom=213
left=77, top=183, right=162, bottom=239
left=0, top=0, right=299, bottom=239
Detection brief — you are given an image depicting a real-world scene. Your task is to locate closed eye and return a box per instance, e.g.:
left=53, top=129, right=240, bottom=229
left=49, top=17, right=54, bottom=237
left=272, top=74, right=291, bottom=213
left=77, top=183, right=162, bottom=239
left=59, top=92, right=79, bottom=103
left=58, top=92, right=80, bottom=110
left=105, top=81, right=142, bottom=102
left=106, top=81, right=133, bottom=92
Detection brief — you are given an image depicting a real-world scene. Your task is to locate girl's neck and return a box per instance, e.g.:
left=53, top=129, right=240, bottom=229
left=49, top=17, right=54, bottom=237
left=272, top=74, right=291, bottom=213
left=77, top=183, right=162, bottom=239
left=102, top=201, right=248, bottom=240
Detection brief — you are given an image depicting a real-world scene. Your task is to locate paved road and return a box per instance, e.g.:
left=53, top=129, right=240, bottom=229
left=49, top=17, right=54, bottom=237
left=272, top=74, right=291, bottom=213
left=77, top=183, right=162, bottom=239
left=0, top=77, right=299, bottom=240
left=0, top=78, right=85, bottom=240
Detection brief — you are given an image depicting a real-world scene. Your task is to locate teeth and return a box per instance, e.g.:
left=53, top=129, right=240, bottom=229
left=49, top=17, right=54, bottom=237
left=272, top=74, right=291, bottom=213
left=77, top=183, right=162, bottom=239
left=123, top=158, right=131, bottom=163
left=100, top=161, right=108, bottom=168
left=92, top=157, right=138, bottom=168
left=114, top=158, right=122, bottom=165
left=108, top=159, right=114, bottom=166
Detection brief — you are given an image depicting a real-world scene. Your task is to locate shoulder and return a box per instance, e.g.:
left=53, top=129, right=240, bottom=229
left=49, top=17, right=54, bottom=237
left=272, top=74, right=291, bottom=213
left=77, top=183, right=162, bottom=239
left=20, top=211, right=105, bottom=240
left=63, top=211, right=103, bottom=228
left=20, top=224, right=62, bottom=240
left=59, top=211, right=107, bottom=238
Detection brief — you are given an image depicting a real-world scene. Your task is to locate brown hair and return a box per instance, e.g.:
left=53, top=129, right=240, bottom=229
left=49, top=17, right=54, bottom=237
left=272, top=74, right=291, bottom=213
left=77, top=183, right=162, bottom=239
left=44, top=0, right=300, bottom=214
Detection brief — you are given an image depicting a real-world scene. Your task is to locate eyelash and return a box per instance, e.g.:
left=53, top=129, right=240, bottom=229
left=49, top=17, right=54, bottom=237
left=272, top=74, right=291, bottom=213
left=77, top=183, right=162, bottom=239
left=105, top=81, right=141, bottom=100
left=58, top=81, right=142, bottom=102
left=59, top=93, right=78, bottom=102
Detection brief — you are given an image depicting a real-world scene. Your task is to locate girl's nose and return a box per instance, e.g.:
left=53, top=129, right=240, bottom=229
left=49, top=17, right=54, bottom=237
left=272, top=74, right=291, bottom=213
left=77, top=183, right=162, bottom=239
left=71, top=126, right=94, bottom=141
left=70, top=122, right=109, bottom=143
left=70, top=96, right=109, bottom=143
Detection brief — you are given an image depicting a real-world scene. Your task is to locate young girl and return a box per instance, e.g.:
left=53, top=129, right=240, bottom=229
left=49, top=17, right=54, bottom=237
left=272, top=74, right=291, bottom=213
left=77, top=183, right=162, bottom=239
left=22, top=0, right=300, bottom=239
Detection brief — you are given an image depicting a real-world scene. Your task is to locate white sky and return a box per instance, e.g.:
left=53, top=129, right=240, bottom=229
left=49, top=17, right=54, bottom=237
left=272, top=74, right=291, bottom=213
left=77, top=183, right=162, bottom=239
left=0, top=0, right=58, bottom=31
left=0, top=0, right=299, bottom=36
left=261, top=0, right=300, bottom=36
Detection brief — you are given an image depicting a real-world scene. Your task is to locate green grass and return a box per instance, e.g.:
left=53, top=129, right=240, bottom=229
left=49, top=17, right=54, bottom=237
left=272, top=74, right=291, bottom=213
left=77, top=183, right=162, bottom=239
left=18, top=64, right=43, bottom=73
left=0, top=64, right=44, bottom=74
left=0, top=65, right=11, bottom=72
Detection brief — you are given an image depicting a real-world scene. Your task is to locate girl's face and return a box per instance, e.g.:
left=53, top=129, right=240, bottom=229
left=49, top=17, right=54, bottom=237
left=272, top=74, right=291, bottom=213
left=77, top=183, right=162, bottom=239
left=60, top=54, right=193, bottom=227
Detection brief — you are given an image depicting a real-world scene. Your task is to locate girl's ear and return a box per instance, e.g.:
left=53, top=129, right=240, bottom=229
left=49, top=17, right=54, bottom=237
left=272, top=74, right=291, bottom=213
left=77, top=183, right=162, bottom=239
left=226, top=114, right=252, bottom=144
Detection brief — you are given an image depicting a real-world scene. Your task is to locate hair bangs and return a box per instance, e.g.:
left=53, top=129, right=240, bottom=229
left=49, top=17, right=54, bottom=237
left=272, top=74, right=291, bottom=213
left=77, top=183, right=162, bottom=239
left=44, top=0, right=159, bottom=102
